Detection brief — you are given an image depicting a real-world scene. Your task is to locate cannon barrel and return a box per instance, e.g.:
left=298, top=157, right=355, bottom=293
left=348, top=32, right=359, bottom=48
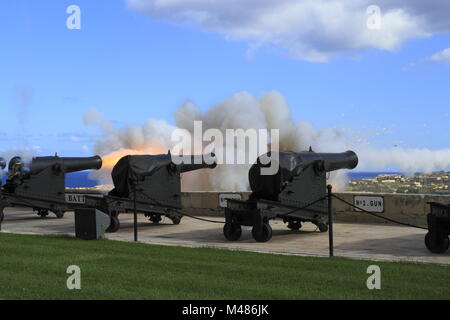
left=29, top=155, right=102, bottom=174
left=0, top=157, right=5, bottom=170
left=173, top=153, right=217, bottom=173
left=304, top=150, right=358, bottom=172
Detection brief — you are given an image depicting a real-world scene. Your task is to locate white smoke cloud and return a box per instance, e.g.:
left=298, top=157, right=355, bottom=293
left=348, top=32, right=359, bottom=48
left=428, top=47, right=450, bottom=66
left=359, top=147, right=450, bottom=172
left=83, top=108, right=103, bottom=126
left=126, top=0, right=450, bottom=62
left=13, top=85, right=34, bottom=149
left=85, top=90, right=450, bottom=192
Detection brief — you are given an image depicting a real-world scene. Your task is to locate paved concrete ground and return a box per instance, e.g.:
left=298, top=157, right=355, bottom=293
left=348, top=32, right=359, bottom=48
left=1, top=208, right=449, bottom=265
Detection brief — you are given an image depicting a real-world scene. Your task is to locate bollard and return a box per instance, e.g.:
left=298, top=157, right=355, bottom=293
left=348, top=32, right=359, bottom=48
left=327, top=185, right=334, bottom=257
left=132, top=181, right=138, bottom=242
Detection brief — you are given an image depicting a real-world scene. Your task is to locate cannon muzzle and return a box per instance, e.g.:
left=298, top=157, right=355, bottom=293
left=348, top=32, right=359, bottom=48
left=173, top=153, right=217, bottom=173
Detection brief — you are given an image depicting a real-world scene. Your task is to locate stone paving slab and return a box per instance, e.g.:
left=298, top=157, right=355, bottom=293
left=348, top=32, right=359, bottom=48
left=1, top=208, right=449, bottom=265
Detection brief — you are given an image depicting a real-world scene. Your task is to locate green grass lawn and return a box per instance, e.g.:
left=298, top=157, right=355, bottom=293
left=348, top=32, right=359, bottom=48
left=0, top=232, right=448, bottom=300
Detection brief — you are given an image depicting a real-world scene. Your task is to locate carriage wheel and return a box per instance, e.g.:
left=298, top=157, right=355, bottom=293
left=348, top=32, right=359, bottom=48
left=150, top=215, right=162, bottom=224
left=252, top=223, right=272, bottom=242
left=425, top=232, right=450, bottom=253
left=171, top=216, right=182, bottom=225
left=287, top=221, right=302, bottom=231
left=54, top=211, right=65, bottom=219
left=223, top=223, right=242, bottom=241
left=37, top=209, right=49, bottom=218
left=317, top=222, right=328, bottom=233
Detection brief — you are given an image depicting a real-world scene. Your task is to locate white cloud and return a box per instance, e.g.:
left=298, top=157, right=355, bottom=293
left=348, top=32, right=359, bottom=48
left=428, top=47, right=450, bottom=66
left=127, top=0, right=450, bottom=62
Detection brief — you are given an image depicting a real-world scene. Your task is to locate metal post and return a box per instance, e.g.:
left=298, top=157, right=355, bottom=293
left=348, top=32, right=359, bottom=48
left=327, top=184, right=334, bottom=257
left=133, top=181, right=138, bottom=242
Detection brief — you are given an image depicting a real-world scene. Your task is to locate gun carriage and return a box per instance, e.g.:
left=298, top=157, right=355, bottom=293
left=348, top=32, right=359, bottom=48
left=69, top=153, right=217, bottom=232
left=0, top=155, right=102, bottom=222
left=223, top=150, right=358, bottom=242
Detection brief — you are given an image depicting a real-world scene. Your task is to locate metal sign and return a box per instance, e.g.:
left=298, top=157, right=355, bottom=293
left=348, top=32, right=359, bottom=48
left=354, top=195, right=384, bottom=213
left=65, top=193, right=86, bottom=204
left=219, top=193, right=242, bottom=208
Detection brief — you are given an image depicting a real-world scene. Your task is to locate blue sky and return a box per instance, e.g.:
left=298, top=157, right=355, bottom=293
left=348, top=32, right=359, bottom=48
left=0, top=0, right=449, bottom=157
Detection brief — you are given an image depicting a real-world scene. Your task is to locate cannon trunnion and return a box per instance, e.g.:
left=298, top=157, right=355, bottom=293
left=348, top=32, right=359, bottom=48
left=224, top=150, right=358, bottom=242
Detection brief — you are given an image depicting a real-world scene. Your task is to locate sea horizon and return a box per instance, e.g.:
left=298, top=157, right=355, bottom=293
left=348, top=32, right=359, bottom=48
left=64, top=170, right=405, bottom=188
left=0, top=170, right=436, bottom=188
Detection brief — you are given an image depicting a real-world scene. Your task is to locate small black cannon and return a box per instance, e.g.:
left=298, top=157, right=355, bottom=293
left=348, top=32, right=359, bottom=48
left=80, top=153, right=217, bottom=232
left=224, top=150, right=358, bottom=242
left=425, top=202, right=450, bottom=253
left=0, top=155, right=102, bottom=221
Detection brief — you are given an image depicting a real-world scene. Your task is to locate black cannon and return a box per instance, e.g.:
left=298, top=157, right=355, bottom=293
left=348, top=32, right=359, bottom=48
left=424, top=202, right=450, bottom=253
left=0, top=155, right=102, bottom=221
left=78, top=153, right=217, bottom=232
left=224, top=150, right=358, bottom=242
